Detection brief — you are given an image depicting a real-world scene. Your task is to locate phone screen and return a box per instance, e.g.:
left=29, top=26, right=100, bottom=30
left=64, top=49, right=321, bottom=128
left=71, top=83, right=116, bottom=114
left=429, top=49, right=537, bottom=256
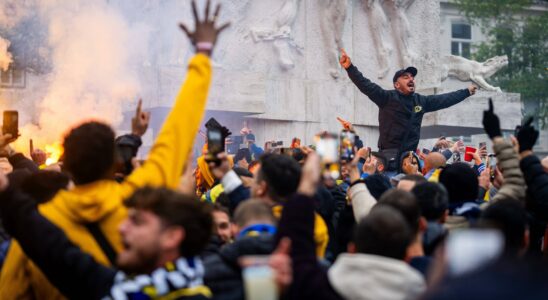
left=316, top=133, right=340, bottom=180
left=316, top=134, right=338, bottom=165
left=3, top=111, right=18, bottom=136
left=207, top=128, right=224, bottom=157
left=339, top=130, right=355, bottom=162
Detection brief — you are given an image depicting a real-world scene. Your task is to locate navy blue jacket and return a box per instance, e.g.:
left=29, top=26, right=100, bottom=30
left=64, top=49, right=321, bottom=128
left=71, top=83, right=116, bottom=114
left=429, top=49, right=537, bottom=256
left=346, top=64, right=471, bottom=152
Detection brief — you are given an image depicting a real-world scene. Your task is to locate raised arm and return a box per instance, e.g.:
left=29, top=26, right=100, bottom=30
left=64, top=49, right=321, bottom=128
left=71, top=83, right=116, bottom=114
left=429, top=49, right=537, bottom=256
left=423, top=85, right=476, bottom=113
left=340, top=49, right=390, bottom=108
left=122, top=1, right=230, bottom=195
left=516, top=117, right=548, bottom=219
left=0, top=184, right=115, bottom=300
left=275, top=153, right=342, bottom=300
left=481, top=99, right=525, bottom=204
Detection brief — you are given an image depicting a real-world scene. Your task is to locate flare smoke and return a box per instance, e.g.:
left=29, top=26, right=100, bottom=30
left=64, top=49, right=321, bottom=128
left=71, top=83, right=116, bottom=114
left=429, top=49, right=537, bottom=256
left=1, top=0, right=150, bottom=149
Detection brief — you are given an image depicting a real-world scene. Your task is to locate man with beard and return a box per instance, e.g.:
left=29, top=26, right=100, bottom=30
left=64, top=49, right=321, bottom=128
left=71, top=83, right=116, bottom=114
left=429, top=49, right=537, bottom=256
left=339, top=49, right=477, bottom=176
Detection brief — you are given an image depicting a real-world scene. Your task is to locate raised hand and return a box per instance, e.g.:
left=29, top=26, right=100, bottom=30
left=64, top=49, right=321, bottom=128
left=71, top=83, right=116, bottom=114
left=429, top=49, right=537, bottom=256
left=516, top=116, right=539, bottom=154
left=179, top=0, right=231, bottom=56
left=451, top=140, right=464, bottom=154
left=482, top=98, right=502, bottom=139
left=208, top=152, right=231, bottom=180
left=131, top=99, right=150, bottom=137
left=298, top=152, right=320, bottom=196
left=339, top=48, right=351, bottom=69
left=31, top=149, right=47, bottom=166
left=336, top=117, right=354, bottom=131
left=468, top=84, right=478, bottom=95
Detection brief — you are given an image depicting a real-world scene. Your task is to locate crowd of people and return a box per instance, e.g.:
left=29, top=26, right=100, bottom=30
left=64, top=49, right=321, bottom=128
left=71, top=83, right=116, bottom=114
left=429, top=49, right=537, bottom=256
left=0, top=1, right=547, bottom=299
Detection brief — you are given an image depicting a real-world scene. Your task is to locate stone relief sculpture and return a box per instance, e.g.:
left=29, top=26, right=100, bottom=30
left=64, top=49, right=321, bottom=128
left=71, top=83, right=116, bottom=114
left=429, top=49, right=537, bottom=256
left=382, top=0, right=415, bottom=68
left=362, top=0, right=393, bottom=79
left=250, top=0, right=303, bottom=70
left=319, top=0, right=347, bottom=78
left=441, top=55, right=508, bottom=92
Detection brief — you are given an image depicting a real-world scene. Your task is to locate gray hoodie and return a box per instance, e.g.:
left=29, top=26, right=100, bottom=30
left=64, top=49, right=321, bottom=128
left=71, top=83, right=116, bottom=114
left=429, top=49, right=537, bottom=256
left=328, top=253, right=425, bottom=300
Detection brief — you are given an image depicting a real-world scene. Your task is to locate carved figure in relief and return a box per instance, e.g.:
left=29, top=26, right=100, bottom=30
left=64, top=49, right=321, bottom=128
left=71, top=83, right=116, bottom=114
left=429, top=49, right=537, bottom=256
left=382, top=0, right=415, bottom=68
left=441, top=55, right=508, bottom=92
left=319, top=0, right=347, bottom=78
left=362, top=0, right=393, bottom=79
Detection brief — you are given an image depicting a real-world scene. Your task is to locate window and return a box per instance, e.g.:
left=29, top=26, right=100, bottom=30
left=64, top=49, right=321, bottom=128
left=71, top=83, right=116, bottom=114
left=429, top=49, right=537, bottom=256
left=0, top=66, right=25, bottom=88
left=451, top=23, right=472, bottom=58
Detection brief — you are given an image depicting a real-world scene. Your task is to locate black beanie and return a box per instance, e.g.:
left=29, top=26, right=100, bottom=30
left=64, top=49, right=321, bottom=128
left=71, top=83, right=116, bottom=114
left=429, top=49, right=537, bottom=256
left=439, top=162, right=479, bottom=204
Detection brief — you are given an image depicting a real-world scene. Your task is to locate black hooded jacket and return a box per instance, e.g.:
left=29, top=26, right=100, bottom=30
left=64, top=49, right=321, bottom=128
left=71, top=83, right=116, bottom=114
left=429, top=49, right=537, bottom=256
left=346, top=64, right=471, bottom=152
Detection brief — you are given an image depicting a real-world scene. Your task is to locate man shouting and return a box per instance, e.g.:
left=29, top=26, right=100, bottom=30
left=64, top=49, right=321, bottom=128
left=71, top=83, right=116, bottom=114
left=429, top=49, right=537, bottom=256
left=340, top=49, right=477, bottom=175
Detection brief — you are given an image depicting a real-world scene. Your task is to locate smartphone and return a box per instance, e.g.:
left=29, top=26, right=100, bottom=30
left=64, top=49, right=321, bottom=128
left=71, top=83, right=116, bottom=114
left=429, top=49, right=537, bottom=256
left=315, top=133, right=340, bottom=179
left=487, top=154, right=496, bottom=180
left=207, top=128, right=224, bottom=164
left=339, top=130, right=355, bottom=162
left=422, top=148, right=431, bottom=155
left=446, top=229, right=503, bottom=277
left=367, top=147, right=372, bottom=159
left=3, top=111, right=18, bottom=137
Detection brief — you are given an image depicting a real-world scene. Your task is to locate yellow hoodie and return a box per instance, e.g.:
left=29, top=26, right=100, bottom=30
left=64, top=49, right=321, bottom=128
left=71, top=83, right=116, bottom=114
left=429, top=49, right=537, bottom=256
left=0, top=54, right=212, bottom=300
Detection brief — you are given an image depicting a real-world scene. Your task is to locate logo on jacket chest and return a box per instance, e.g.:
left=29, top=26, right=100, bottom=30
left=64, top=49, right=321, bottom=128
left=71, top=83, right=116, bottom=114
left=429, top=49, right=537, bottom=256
left=414, top=105, right=423, bottom=113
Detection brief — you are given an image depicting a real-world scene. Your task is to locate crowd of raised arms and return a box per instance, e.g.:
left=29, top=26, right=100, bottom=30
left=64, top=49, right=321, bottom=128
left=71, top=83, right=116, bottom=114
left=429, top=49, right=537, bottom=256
left=0, top=1, right=547, bottom=300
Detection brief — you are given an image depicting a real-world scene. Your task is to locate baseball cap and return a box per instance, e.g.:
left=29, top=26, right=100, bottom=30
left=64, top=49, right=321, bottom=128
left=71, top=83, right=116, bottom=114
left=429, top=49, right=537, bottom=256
left=393, top=67, right=418, bottom=83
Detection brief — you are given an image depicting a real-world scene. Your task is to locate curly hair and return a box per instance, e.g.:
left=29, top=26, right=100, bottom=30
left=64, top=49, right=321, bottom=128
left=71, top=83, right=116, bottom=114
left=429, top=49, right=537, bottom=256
left=62, top=122, right=115, bottom=185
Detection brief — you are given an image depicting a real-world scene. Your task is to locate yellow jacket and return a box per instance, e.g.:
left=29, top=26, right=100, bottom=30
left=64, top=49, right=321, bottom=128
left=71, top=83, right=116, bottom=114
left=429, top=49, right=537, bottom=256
left=0, top=54, right=212, bottom=300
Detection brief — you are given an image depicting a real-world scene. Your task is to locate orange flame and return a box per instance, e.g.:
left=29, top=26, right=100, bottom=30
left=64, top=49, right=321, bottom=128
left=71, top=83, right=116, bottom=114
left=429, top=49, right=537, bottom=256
left=45, top=142, right=64, bottom=166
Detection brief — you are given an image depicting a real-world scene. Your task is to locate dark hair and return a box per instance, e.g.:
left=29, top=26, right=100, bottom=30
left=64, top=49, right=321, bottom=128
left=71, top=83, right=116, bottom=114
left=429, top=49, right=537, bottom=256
left=439, top=162, right=479, bottom=203
left=481, top=199, right=528, bottom=256
left=21, top=171, right=70, bottom=204
left=412, top=182, right=449, bottom=221
left=378, top=189, right=421, bottom=236
left=63, top=122, right=116, bottom=185
left=371, top=152, right=387, bottom=167
left=354, top=206, right=412, bottom=260
left=212, top=203, right=230, bottom=216
left=125, top=187, right=213, bottom=257
left=234, top=148, right=252, bottom=164
left=364, top=174, right=392, bottom=200
left=233, top=199, right=276, bottom=227
left=257, top=154, right=301, bottom=202
left=400, top=174, right=427, bottom=184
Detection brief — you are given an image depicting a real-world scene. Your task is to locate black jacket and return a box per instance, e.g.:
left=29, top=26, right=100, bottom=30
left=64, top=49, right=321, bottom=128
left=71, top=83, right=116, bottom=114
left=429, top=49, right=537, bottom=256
left=276, top=194, right=343, bottom=300
left=0, top=189, right=211, bottom=300
left=203, top=234, right=275, bottom=300
left=521, top=154, right=548, bottom=221
left=346, top=64, right=471, bottom=152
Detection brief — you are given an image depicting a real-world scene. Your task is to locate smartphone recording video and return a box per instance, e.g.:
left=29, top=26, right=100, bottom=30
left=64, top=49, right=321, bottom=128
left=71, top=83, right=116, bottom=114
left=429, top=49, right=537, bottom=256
left=315, top=132, right=340, bottom=179
left=207, top=128, right=224, bottom=164
left=2, top=111, right=18, bottom=137
left=339, top=130, right=355, bottom=162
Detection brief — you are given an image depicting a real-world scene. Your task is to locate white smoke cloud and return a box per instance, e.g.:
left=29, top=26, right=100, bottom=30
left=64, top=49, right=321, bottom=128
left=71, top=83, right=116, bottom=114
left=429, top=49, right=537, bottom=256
left=7, top=0, right=150, bottom=150
left=0, top=0, right=32, bottom=29
left=0, top=36, right=12, bottom=71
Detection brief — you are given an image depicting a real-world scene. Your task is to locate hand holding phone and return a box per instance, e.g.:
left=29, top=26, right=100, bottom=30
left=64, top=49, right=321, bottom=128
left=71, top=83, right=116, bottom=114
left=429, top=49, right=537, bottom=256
left=206, top=128, right=224, bottom=165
